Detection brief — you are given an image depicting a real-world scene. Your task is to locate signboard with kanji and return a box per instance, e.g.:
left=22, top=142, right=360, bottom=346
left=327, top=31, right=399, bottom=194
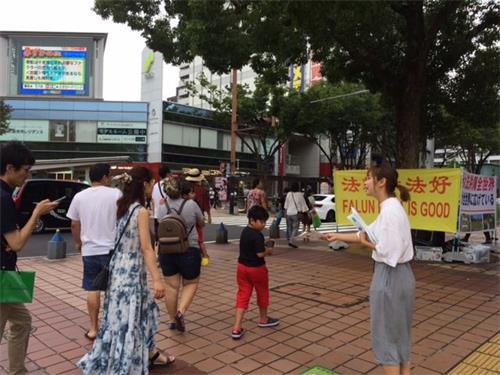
left=334, top=169, right=461, bottom=233
left=459, top=172, right=496, bottom=233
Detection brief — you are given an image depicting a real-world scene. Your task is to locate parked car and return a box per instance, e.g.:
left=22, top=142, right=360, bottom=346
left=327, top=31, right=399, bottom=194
left=313, top=194, right=336, bottom=222
left=13, top=179, right=89, bottom=233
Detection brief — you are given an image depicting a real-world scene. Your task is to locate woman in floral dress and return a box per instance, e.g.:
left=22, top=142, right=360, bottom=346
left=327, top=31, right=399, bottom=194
left=78, top=166, right=174, bottom=374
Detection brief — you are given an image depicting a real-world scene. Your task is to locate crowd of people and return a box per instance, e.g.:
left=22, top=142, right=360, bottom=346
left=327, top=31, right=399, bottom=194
left=1, top=140, right=417, bottom=375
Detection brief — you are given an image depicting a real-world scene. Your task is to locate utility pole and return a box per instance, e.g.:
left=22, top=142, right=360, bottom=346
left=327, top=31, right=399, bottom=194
left=230, top=68, right=238, bottom=176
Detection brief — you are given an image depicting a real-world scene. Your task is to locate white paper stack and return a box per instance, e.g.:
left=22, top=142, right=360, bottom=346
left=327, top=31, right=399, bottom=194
left=347, top=207, right=378, bottom=244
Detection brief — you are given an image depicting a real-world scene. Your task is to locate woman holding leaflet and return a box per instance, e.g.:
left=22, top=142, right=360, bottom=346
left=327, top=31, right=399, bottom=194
left=322, top=154, right=415, bottom=375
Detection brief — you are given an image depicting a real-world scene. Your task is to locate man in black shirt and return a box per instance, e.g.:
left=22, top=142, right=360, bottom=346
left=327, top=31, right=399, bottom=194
left=232, top=205, right=279, bottom=340
left=1, top=142, right=58, bottom=375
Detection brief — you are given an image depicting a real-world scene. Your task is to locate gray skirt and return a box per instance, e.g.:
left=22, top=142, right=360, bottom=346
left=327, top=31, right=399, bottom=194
left=370, top=261, right=415, bottom=365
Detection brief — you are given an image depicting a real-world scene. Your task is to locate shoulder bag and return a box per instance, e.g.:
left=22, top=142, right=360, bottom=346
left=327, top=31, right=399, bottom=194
left=92, top=204, right=140, bottom=291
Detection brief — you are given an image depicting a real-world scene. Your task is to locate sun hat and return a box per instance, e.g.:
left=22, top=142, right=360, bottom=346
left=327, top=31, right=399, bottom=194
left=185, top=168, right=205, bottom=182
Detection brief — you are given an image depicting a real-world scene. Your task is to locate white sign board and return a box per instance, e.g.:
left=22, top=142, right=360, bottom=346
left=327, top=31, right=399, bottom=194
left=0, top=120, right=49, bottom=141
left=97, top=121, right=147, bottom=144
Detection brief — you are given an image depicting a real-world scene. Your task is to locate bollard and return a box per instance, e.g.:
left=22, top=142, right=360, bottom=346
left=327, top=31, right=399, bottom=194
left=47, top=229, right=66, bottom=259
left=269, top=219, right=280, bottom=239
left=215, top=223, right=228, bottom=244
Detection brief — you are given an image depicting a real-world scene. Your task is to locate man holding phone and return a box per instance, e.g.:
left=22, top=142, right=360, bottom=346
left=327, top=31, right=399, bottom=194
left=1, top=142, right=59, bottom=375
left=66, top=163, right=121, bottom=341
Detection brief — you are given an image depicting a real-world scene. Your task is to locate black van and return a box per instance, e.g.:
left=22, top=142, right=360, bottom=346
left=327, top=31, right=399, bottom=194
left=14, top=179, right=89, bottom=233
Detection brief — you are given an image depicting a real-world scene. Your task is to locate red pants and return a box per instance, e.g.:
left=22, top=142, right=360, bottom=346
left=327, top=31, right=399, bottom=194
left=236, top=263, right=269, bottom=309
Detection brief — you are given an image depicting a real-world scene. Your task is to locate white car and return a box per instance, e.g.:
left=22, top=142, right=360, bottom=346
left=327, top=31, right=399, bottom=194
left=313, top=194, right=336, bottom=222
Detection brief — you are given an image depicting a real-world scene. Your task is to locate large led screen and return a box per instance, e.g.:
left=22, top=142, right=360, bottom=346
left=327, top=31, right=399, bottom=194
left=20, top=46, right=88, bottom=96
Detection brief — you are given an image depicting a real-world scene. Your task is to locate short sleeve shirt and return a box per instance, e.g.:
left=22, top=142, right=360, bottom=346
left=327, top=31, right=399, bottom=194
left=246, top=189, right=265, bottom=209
left=1, top=180, right=19, bottom=270
left=238, top=226, right=265, bottom=267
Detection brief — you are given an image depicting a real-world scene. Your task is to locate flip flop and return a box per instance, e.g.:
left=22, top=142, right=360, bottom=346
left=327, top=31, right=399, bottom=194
left=84, top=331, right=96, bottom=341
left=149, top=351, right=175, bottom=369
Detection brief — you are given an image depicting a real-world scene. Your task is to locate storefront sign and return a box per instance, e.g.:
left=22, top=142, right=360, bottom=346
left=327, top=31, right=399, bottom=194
left=459, top=172, right=496, bottom=233
left=0, top=120, right=49, bottom=141
left=334, top=168, right=461, bottom=233
left=97, top=121, right=147, bottom=144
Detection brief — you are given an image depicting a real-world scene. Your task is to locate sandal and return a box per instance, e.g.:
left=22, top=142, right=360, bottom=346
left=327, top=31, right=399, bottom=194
left=149, top=351, right=175, bottom=369
left=84, top=331, right=96, bottom=341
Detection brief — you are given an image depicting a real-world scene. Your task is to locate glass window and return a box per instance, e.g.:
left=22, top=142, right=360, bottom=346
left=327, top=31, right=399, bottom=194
left=123, top=102, right=148, bottom=112
left=22, top=100, right=49, bottom=110
left=182, top=126, right=199, bottom=147
left=223, top=133, right=231, bottom=151
left=73, top=101, right=99, bottom=111
left=98, top=102, right=123, bottom=111
left=23, top=110, right=50, bottom=119
left=74, top=121, right=97, bottom=143
left=163, top=123, right=183, bottom=145
left=49, top=101, right=75, bottom=110
left=200, top=128, right=217, bottom=149
left=49, top=120, right=76, bottom=142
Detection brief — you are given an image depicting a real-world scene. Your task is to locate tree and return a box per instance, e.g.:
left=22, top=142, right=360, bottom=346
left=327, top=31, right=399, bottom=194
left=0, top=100, right=12, bottom=135
left=278, top=81, right=392, bottom=170
left=94, top=0, right=498, bottom=167
left=433, top=46, right=500, bottom=173
left=186, top=74, right=288, bottom=178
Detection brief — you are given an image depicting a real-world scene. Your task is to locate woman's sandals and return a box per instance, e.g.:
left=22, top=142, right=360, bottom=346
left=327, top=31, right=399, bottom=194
left=149, top=351, right=175, bottom=369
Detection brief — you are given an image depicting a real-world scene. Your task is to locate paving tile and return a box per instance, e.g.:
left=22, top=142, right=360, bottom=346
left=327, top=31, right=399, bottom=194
left=268, top=358, right=301, bottom=373
left=45, top=360, right=75, bottom=375
left=214, top=350, right=244, bottom=364
left=342, top=358, right=377, bottom=373
left=231, top=358, right=262, bottom=373
left=194, top=358, right=225, bottom=373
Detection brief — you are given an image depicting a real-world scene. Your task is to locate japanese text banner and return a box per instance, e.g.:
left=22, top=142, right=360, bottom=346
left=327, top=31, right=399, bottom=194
left=334, top=169, right=461, bottom=233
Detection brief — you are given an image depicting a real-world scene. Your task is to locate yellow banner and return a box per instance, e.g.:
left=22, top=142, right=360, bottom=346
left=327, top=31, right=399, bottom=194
left=334, top=168, right=461, bottom=233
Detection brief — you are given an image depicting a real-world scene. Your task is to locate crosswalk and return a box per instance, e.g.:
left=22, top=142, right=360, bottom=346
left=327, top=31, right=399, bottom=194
left=211, top=216, right=356, bottom=234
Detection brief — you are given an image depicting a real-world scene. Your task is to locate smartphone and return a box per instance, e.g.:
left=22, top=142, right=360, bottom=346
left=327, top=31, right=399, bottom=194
left=53, top=195, right=66, bottom=203
left=265, top=240, right=275, bottom=248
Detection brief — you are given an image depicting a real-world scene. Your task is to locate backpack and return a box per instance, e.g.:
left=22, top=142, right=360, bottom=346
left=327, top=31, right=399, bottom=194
left=157, top=199, right=194, bottom=254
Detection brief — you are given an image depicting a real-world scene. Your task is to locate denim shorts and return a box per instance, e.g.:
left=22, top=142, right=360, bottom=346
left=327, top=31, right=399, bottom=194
left=82, top=254, right=111, bottom=291
left=159, top=247, right=201, bottom=280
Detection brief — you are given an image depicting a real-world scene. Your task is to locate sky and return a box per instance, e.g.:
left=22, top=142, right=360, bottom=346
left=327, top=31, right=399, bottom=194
left=0, top=0, right=179, bottom=101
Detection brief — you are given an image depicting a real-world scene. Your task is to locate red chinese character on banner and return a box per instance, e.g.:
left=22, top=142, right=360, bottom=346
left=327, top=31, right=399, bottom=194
left=477, top=177, right=484, bottom=191
left=341, top=177, right=361, bottom=192
left=406, top=177, right=427, bottom=193
left=430, top=176, right=452, bottom=194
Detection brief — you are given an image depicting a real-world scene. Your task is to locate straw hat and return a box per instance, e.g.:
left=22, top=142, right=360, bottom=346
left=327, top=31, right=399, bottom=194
left=185, top=168, right=205, bottom=182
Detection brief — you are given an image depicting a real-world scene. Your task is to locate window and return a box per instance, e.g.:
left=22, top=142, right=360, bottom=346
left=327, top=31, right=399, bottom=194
left=200, top=128, right=217, bottom=149
left=74, top=121, right=97, bottom=142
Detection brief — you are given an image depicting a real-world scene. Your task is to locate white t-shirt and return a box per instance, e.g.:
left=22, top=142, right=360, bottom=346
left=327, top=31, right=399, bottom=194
left=284, top=192, right=309, bottom=215
left=151, top=181, right=165, bottom=219
left=66, top=186, right=122, bottom=256
left=368, top=197, right=414, bottom=267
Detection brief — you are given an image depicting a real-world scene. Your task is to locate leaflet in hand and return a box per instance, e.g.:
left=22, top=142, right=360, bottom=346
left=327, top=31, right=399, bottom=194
left=347, top=207, right=378, bottom=244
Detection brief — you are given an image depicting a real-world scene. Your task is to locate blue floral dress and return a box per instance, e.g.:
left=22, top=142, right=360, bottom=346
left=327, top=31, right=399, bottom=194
left=78, top=203, right=159, bottom=374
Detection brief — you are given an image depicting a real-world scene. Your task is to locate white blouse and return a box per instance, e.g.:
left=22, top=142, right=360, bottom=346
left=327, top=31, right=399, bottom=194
left=284, top=192, right=309, bottom=215
left=367, top=197, right=414, bottom=267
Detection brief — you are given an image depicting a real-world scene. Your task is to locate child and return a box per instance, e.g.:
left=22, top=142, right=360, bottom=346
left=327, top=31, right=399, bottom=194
left=232, top=205, right=279, bottom=340
left=182, top=184, right=209, bottom=263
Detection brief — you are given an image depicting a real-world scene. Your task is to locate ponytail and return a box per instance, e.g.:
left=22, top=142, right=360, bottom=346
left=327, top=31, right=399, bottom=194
left=397, top=184, right=411, bottom=202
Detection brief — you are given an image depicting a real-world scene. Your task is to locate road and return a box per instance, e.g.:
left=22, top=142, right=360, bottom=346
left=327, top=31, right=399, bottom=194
left=18, top=224, right=280, bottom=258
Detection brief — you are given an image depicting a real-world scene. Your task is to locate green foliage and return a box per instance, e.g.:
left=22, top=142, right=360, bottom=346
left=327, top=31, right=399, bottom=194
left=94, top=0, right=499, bottom=167
left=0, top=100, right=12, bottom=135
left=278, top=82, right=394, bottom=169
left=185, top=74, right=288, bottom=175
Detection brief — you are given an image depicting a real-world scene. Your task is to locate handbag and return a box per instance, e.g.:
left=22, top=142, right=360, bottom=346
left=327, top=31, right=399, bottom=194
left=291, top=193, right=308, bottom=222
left=92, top=205, right=140, bottom=291
left=0, top=267, right=36, bottom=303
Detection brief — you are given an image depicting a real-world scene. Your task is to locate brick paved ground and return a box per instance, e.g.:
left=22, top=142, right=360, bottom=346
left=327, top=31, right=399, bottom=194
left=1, top=238, right=499, bottom=375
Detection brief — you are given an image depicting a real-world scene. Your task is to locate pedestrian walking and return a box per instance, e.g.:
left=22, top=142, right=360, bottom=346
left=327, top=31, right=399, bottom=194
left=246, top=178, right=268, bottom=211
left=185, top=168, right=212, bottom=224
left=231, top=205, right=279, bottom=340
left=78, top=167, right=173, bottom=374
left=284, top=182, right=309, bottom=248
left=66, top=163, right=122, bottom=341
left=151, top=164, right=171, bottom=239
left=322, top=154, right=415, bottom=375
left=0, top=142, right=59, bottom=375
left=157, top=178, right=205, bottom=332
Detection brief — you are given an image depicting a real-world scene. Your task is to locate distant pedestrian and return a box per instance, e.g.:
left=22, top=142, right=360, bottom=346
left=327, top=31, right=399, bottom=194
left=151, top=164, right=171, bottom=239
left=275, top=187, right=289, bottom=230
left=284, top=182, right=309, bottom=248
left=78, top=167, right=173, bottom=373
left=67, top=163, right=122, bottom=341
left=1, top=142, right=59, bottom=375
left=157, top=178, right=205, bottom=333
left=246, top=178, right=268, bottom=211
left=186, top=168, right=212, bottom=224
left=322, top=154, right=415, bottom=375
left=232, top=205, right=279, bottom=340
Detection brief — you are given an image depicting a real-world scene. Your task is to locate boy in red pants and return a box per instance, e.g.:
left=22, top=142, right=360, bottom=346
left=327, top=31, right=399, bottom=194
left=232, top=205, right=279, bottom=339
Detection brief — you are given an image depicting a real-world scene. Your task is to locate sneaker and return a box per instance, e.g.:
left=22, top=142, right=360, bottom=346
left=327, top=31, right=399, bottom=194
left=231, top=328, right=245, bottom=340
left=258, top=317, right=280, bottom=328
left=288, top=243, right=298, bottom=248
left=175, top=311, right=185, bottom=332
left=168, top=322, right=177, bottom=330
